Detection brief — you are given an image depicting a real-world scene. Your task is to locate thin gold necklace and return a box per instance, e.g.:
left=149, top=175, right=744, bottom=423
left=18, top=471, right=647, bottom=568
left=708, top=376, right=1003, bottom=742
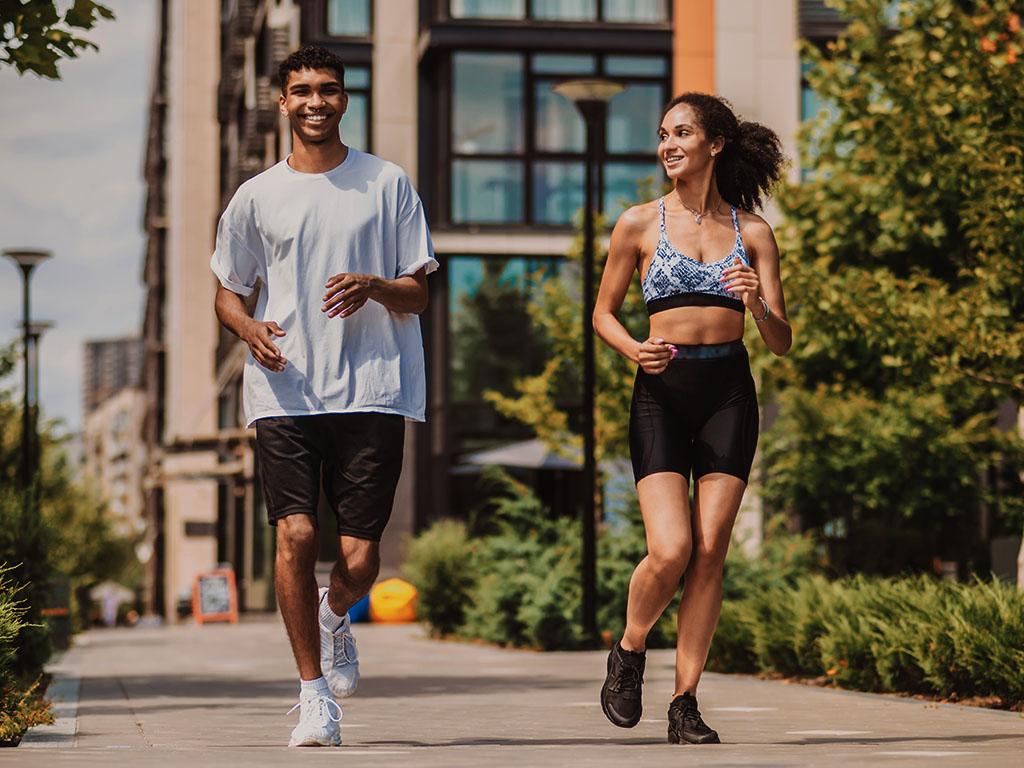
left=677, top=197, right=722, bottom=225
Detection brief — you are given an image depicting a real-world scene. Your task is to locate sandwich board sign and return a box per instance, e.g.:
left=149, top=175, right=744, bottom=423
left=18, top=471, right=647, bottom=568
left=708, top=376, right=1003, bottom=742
left=192, top=567, right=239, bottom=624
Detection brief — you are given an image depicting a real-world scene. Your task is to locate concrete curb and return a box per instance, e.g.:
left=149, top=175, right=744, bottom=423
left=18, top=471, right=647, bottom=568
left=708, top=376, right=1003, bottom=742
left=20, top=651, right=81, bottom=748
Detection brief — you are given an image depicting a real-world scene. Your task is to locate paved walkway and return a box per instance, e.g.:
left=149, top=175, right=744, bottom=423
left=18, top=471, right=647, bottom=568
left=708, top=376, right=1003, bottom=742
left=11, top=615, right=1024, bottom=766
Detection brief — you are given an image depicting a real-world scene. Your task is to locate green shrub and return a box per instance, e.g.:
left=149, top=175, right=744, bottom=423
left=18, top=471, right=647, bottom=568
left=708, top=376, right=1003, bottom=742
left=708, top=572, right=1024, bottom=709
left=403, top=519, right=476, bottom=637
left=0, top=486, right=52, bottom=679
left=0, top=567, right=53, bottom=744
left=462, top=475, right=585, bottom=649
left=939, top=579, right=1024, bottom=704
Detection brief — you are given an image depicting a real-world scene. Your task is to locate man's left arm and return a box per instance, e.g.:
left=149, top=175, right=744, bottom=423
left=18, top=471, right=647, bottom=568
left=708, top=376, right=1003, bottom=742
left=321, top=267, right=428, bottom=318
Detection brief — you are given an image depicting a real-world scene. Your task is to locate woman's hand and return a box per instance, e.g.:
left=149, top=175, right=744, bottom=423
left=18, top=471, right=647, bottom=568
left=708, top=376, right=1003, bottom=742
left=637, top=337, right=676, bottom=375
left=721, top=256, right=762, bottom=312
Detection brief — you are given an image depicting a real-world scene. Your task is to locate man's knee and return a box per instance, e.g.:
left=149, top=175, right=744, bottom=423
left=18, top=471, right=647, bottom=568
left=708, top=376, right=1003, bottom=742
left=276, top=515, right=317, bottom=564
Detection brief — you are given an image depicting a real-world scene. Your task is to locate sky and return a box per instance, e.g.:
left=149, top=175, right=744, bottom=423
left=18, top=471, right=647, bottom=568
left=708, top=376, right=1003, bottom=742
left=0, top=0, right=156, bottom=434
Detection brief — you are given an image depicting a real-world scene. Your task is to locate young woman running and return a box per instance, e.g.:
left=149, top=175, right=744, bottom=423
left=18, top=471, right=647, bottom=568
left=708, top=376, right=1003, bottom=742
left=595, top=93, right=791, bottom=745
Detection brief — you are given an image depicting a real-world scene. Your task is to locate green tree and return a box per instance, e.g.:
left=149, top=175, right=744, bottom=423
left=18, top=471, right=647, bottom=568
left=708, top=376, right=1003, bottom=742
left=766, top=0, right=1024, bottom=574
left=1, top=0, right=114, bottom=78
left=0, top=346, right=137, bottom=675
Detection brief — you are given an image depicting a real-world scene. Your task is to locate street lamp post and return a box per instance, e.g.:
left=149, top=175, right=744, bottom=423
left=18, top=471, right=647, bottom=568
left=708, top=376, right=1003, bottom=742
left=4, top=249, right=52, bottom=490
left=553, top=79, right=624, bottom=642
left=26, top=321, right=53, bottom=490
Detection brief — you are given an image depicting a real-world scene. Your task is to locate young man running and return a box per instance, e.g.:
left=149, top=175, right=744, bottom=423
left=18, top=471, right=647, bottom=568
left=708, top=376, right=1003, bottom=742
left=211, top=45, right=436, bottom=747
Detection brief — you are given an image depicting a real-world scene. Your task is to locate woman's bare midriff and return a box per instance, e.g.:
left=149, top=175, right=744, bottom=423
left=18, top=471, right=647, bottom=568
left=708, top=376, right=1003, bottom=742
left=648, top=306, right=745, bottom=345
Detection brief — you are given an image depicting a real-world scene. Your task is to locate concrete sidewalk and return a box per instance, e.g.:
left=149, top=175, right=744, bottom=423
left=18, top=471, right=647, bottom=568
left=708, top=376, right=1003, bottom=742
left=10, top=615, right=1024, bottom=766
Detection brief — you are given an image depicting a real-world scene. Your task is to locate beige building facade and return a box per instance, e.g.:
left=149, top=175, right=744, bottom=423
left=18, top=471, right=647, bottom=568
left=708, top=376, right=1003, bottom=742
left=83, top=387, right=147, bottom=538
left=143, top=0, right=241, bottom=621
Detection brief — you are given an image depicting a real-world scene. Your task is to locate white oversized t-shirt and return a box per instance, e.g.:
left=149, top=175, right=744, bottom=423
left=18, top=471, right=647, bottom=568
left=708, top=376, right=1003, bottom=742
left=210, top=149, right=438, bottom=426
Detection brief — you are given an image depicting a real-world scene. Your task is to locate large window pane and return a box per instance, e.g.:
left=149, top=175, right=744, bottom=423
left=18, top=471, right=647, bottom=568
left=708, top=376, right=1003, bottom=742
left=449, top=255, right=558, bottom=451
left=605, top=55, right=667, bottom=77
left=607, top=83, right=662, bottom=153
left=532, top=53, right=595, bottom=75
left=535, top=82, right=584, bottom=152
left=342, top=93, right=367, bottom=151
left=533, top=162, right=584, bottom=224
left=453, top=53, right=524, bottom=154
left=345, top=65, right=370, bottom=89
left=451, top=0, right=525, bottom=19
left=603, top=0, right=667, bottom=22
left=452, top=160, right=524, bottom=223
left=327, top=0, right=370, bottom=36
left=532, top=0, right=595, bottom=21
left=604, top=162, right=661, bottom=222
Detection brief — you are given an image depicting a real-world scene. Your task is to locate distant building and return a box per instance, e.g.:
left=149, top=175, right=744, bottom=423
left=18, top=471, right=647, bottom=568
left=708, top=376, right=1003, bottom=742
left=81, top=337, right=146, bottom=553
left=83, top=338, right=143, bottom=415
left=82, top=387, right=147, bottom=538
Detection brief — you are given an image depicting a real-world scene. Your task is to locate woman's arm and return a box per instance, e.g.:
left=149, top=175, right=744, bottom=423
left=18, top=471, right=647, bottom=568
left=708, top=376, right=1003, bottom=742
left=722, top=215, right=792, bottom=356
left=593, top=206, right=674, bottom=374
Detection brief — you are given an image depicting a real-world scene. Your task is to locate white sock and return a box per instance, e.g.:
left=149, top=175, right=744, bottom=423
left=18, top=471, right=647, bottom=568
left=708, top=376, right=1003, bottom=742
left=318, top=591, right=346, bottom=633
left=300, top=676, right=331, bottom=698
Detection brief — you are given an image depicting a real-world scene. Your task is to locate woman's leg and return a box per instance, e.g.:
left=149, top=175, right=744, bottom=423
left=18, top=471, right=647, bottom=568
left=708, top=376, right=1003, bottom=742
left=621, top=471, right=693, bottom=652
left=673, top=472, right=746, bottom=695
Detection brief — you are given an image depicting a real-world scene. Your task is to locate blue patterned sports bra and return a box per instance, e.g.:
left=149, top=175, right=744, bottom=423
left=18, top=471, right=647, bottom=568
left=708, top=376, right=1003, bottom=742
left=641, top=198, right=750, bottom=315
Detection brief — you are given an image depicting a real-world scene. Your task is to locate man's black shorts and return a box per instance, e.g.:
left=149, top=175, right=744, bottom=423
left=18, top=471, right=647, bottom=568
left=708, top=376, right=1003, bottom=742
left=254, top=412, right=405, bottom=541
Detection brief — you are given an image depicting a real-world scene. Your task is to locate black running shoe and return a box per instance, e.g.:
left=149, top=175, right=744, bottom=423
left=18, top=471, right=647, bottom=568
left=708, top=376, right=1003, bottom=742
left=600, top=641, right=645, bottom=728
left=667, top=692, right=721, bottom=744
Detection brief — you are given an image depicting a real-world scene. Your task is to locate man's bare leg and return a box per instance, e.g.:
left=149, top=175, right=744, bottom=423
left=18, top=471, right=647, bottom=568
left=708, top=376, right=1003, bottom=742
left=325, top=536, right=380, bottom=616
left=275, top=514, right=320, bottom=681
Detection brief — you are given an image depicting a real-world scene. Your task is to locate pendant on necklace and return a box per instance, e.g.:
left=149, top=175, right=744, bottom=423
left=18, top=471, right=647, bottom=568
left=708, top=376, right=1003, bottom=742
left=695, top=213, right=703, bottom=225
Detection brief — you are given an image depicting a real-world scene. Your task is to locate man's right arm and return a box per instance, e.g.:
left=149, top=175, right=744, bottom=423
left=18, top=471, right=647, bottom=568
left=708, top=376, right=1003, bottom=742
left=215, top=285, right=287, bottom=373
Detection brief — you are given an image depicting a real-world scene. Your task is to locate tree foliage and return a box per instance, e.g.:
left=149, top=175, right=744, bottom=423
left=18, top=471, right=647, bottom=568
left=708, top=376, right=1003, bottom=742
left=766, top=0, right=1024, bottom=572
left=0, top=346, right=137, bottom=678
left=0, top=0, right=114, bottom=79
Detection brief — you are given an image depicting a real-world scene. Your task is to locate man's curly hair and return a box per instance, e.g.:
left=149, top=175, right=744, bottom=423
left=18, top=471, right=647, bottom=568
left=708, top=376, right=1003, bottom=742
left=278, top=45, right=346, bottom=91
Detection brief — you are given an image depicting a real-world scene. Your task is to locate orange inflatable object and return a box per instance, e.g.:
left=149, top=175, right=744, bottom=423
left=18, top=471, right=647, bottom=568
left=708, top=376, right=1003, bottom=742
left=369, top=578, right=418, bottom=623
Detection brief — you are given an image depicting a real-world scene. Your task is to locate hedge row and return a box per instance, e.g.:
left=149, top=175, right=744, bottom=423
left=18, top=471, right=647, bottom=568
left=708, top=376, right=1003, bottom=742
left=405, top=498, right=1024, bottom=709
left=709, top=574, right=1024, bottom=708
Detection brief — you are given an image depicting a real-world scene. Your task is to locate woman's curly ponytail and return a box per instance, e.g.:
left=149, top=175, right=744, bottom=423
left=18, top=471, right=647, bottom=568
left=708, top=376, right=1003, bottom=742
left=663, top=93, right=785, bottom=212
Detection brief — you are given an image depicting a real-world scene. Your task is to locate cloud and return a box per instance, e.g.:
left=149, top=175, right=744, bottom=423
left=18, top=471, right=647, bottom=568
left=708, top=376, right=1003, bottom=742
left=0, top=0, right=156, bottom=432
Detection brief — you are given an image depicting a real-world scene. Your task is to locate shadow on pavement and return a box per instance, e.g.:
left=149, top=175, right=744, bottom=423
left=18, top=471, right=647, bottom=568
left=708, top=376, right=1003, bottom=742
left=362, top=737, right=667, bottom=748
left=77, top=672, right=592, bottom=709
left=784, top=733, right=1024, bottom=747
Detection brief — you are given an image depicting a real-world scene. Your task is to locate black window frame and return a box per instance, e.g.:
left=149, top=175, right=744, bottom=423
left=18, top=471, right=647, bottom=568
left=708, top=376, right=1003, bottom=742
left=443, top=49, right=669, bottom=229
left=444, top=0, right=671, bottom=24
left=343, top=63, right=373, bottom=154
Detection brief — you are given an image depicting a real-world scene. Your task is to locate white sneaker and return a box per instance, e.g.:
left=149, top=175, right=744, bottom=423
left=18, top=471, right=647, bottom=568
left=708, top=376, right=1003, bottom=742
left=318, top=586, right=360, bottom=698
left=287, top=692, right=342, bottom=747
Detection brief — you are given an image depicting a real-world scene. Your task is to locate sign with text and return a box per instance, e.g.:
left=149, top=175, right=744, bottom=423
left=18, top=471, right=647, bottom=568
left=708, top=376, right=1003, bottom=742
left=192, top=567, right=239, bottom=625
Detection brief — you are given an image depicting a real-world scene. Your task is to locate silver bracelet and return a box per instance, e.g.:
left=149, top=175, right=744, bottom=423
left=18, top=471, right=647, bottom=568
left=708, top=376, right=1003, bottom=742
left=754, top=296, right=770, bottom=323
